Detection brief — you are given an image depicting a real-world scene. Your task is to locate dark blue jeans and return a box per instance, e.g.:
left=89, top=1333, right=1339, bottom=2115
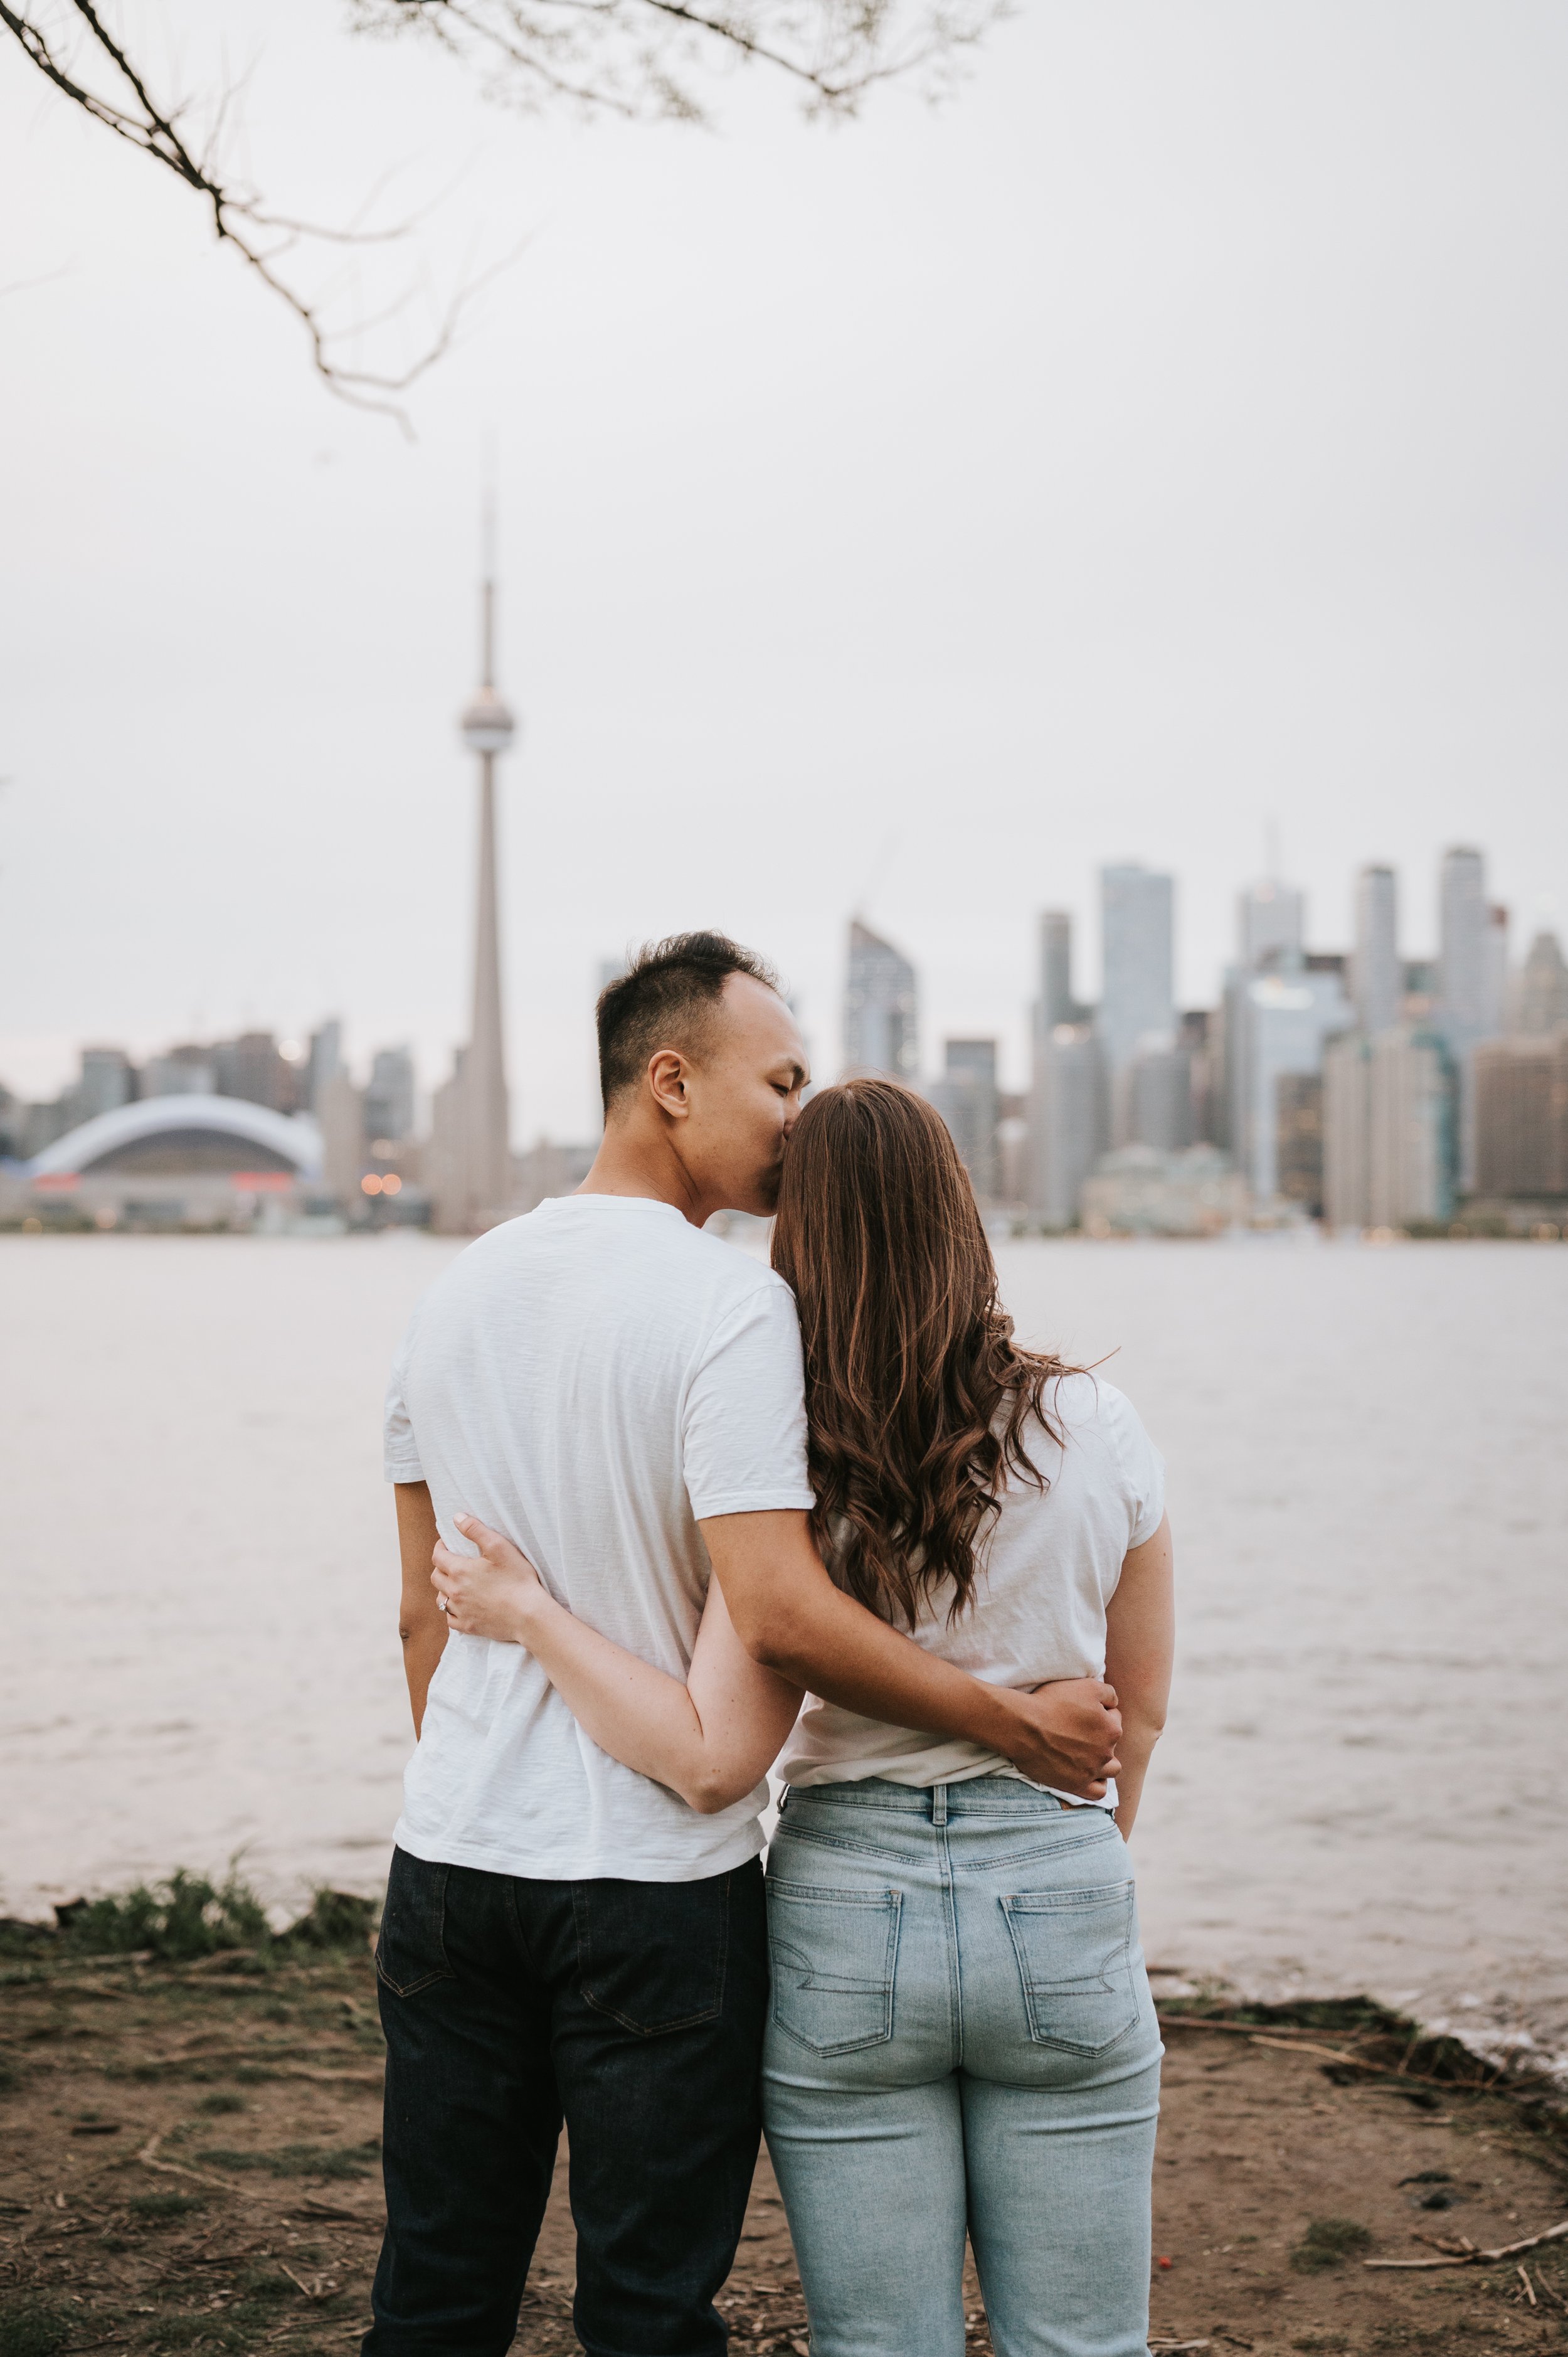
left=365, top=1845, right=768, bottom=2357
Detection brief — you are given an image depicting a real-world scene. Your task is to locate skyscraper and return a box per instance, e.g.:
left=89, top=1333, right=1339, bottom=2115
left=1436, top=846, right=1505, bottom=1191
left=1483, top=904, right=1510, bottom=1038
left=843, top=920, right=919, bottom=1083
left=1237, top=879, right=1305, bottom=969
left=1028, top=1026, right=1105, bottom=1229
left=1097, top=865, right=1174, bottom=1142
left=75, top=1048, right=137, bottom=1122
left=1512, top=928, right=1568, bottom=1033
left=1127, top=1044, right=1194, bottom=1152
left=1438, top=848, right=1490, bottom=1035
left=365, top=1046, right=416, bottom=1149
left=1227, top=965, right=1354, bottom=1201
left=1352, top=865, right=1401, bottom=1036
left=1037, top=912, right=1077, bottom=1031
left=305, top=1021, right=344, bottom=1116
left=1324, top=1031, right=1452, bottom=1230
left=1473, top=1036, right=1568, bottom=1198
left=928, top=1038, right=1000, bottom=1201
left=430, top=524, right=517, bottom=1232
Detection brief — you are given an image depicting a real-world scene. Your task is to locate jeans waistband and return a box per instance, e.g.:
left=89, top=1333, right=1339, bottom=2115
left=779, top=1776, right=1106, bottom=1828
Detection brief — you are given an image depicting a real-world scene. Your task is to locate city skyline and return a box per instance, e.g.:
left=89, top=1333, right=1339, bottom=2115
left=9, top=826, right=1565, bottom=1237
left=6, top=848, right=1556, bottom=1141
left=11, top=837, right=1564, bottom=1153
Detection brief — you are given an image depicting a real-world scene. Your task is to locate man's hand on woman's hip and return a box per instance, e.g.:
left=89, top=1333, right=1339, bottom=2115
left=988, top=1679, right=1122, bottom=1799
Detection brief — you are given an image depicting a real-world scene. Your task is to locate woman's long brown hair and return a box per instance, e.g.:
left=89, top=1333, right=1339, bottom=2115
left=770, top=1077, right=1074, bottom=1629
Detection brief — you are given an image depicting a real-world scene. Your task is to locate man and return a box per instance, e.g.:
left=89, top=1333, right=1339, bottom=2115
left=369, top=931, right=1121, bottom=2357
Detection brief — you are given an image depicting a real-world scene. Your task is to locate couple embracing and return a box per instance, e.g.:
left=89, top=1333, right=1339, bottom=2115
left=368, top=932, right=1173, bottom=2357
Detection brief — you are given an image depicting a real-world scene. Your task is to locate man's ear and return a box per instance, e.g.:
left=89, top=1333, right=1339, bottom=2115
left=647, top=1048, right=692, bottom=1122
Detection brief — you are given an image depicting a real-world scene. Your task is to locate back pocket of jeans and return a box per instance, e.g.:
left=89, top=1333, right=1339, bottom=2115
left=374, top=1851, right=455, bottom=1999
left=767, top=1879, right=901, bottom=2056
left=573, top=1873, right=731, bottom=2035
left=1000, top=1881, right=1138, bottom=2055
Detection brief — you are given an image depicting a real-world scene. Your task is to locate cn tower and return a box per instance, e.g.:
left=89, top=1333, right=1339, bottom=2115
left=455, top=510, right=516, bottom=1219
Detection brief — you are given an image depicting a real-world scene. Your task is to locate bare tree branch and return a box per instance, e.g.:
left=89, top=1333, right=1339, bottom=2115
left=1, top=0, right=1000, bottom=415
left=352, top=0, right=1001, bottom=122
left=0, top=1, right=512, bottom=430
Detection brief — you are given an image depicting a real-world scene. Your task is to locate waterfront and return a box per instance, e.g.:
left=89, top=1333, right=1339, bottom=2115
left=2, top=1232, right=1564, bottom=2070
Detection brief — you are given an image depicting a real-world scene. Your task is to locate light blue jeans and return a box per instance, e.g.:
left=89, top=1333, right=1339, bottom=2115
left=761, top=1778, right=1161, bottom=2357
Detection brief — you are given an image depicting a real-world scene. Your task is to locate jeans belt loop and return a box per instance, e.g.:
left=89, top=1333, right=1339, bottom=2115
left=931, top=1782, right=949, bottom=1826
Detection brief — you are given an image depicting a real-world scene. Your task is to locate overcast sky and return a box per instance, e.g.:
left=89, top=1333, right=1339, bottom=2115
left=2, top=1, right=1565, bottom=1140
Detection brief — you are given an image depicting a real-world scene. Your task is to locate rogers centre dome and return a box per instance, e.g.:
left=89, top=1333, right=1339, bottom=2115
left=29, top=1096, right=324, bottom=1183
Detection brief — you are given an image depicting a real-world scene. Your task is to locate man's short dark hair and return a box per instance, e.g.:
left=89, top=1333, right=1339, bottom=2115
left=596, top=932, right=780, bottom=1112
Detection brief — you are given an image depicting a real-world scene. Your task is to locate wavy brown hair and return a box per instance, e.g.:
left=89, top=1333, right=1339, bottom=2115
left=770, top=1077, right=1074, bottom=1628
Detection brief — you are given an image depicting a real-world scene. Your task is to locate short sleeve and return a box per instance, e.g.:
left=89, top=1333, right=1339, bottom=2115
left=1102, top=1385, right=1165, bottom=1549
left=682, top=1281, right=815, bottom=1521
left=383, top=1325, right=425, bottom=1484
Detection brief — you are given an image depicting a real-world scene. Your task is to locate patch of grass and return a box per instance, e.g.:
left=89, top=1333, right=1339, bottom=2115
left=52, top=1868, right=270, bottom=1961
left=0, top=1875, right=380, bottom=1976
left=278, top=1888, right=378, bottom=1952
left=196, top=2092, right=248, bottom=2115
left=235, top=2265, right=296, bottom=2302
left=126, top=2189, right=206, bottom=2223
left=1290, top=2216, right=1374, bottom=2273
left=0, top=2300, right=73, bottom=2357
left=0, top=1917, right=59, bottom=1961
left=140, top=2317, right=246, bottom=2350
left=194, top=2141, right=379, bottom=2180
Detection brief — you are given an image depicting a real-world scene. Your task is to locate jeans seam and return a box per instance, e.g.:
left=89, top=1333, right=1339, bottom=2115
left=769, top=1825, right=931, bottom=1865
left=938, top=1814, right=963, bottom=2072
left=506, top=1873, right=541, bottom=1976
left=963, top=1830, right=1121, bottom=1870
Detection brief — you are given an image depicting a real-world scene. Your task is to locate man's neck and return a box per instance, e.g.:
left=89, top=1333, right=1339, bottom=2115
left=577, top=1124, right=711, bottom=1228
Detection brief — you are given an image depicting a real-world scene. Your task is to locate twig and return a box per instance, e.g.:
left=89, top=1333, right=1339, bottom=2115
left=1365, top=2219, right=1568, bottom=2271
left=1248, top=2035, right=1365, bottom=2064
left=134, top=2133, right=257, bottom=2198
left=1158, top=2014, right=1365, bottom=2044
left=1518, top=2264, right=1537, bottom=2306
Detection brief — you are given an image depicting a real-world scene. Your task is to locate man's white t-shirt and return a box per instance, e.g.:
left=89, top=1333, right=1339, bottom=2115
left=776, top=1375, right=1164, bottom=1802
left=383, top=1194, right=815, bottom=1883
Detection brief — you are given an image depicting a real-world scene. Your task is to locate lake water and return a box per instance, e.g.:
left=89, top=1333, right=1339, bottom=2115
left=3, top=1232, right=1564, bottom=2073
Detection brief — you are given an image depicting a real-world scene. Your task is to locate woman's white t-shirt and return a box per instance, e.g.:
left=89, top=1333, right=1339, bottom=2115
left=775, top=1373, right=1165, bottom=1802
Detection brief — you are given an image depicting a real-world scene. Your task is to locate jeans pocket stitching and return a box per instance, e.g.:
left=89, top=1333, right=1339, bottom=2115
left=1000, top=1885, right=1140, bottom=2056
left=766, top=1886, right=902, bottom=2057
left=574, top=1878, right=729, bottom=2037
left=374, top=1857, right=455, bottom=2000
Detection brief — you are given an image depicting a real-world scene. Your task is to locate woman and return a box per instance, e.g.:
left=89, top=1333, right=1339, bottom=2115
left=433, top=1078, right=1173, bottom=2357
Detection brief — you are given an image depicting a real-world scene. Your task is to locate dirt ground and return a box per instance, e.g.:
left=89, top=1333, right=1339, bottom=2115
left=2, top=1944, right=1565, bottom=2356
